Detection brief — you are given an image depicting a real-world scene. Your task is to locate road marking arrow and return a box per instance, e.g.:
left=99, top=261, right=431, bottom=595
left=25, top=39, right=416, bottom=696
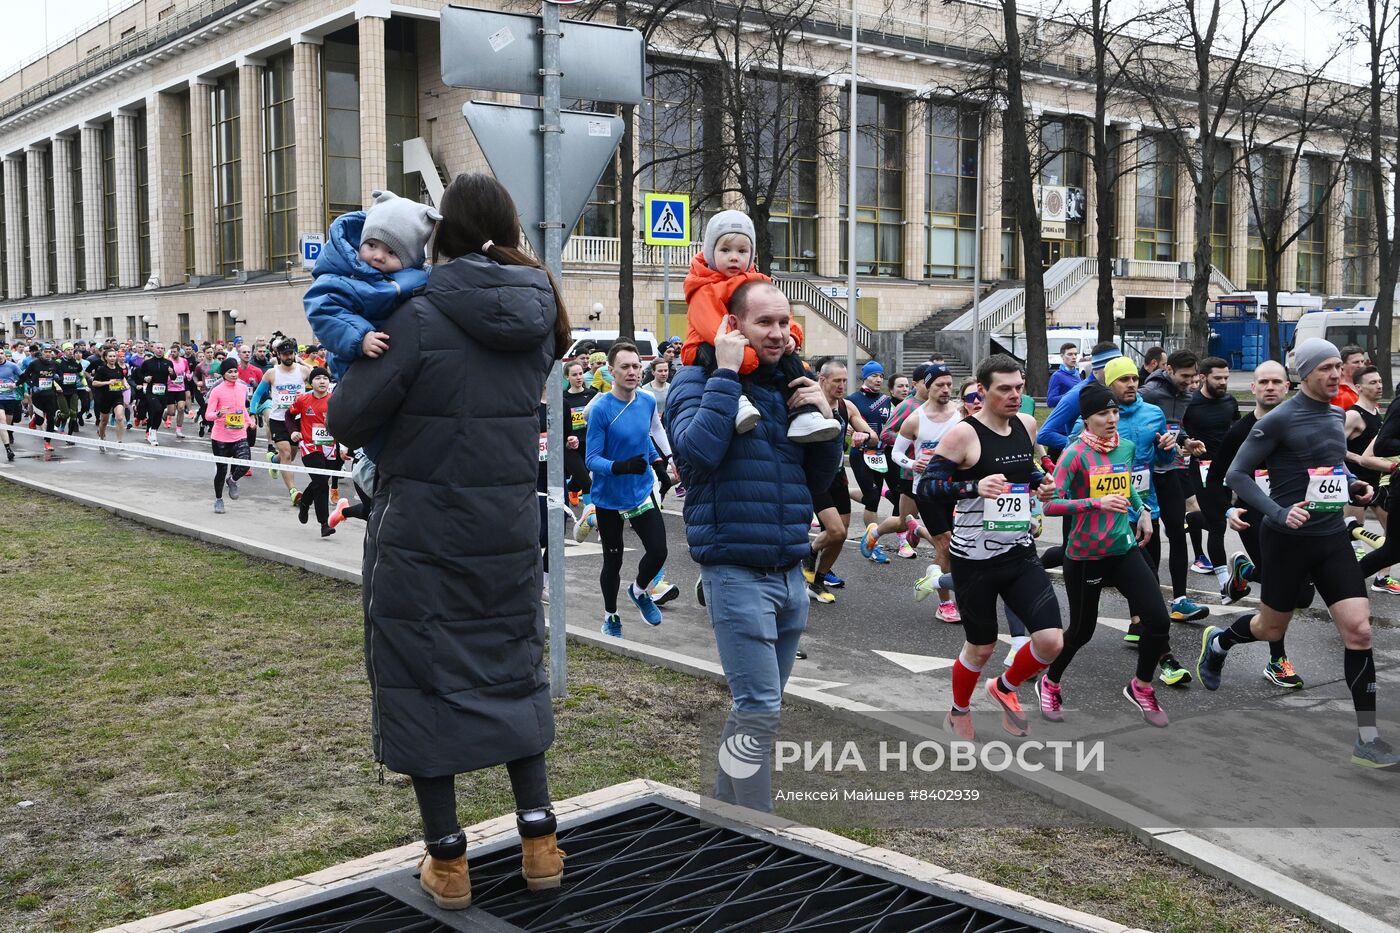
left=873, top=650, right=956, bottom=674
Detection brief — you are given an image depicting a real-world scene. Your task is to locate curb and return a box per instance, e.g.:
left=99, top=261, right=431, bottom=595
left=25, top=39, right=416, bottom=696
left=7, top=471, right=1392, bottom=933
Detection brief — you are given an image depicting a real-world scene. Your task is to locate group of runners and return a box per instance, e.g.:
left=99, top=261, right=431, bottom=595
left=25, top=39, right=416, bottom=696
left=5, top=325, right=1396, bottom=769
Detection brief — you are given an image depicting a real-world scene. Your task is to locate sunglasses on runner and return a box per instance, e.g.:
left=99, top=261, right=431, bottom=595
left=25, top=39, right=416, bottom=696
left=962, top=392, right=983, bottom=403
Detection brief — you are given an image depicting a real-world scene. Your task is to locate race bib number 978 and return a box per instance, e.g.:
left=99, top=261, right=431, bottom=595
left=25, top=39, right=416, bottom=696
left=984, top=484, right=1031, bottom=531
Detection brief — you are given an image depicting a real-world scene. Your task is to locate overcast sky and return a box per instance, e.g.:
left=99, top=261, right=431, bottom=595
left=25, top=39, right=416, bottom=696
left=0, top=0, right=1371, bottom=85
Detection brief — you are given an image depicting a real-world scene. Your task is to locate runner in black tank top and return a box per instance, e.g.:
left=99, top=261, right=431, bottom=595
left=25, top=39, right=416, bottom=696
left=916, top=355, right=1062, bottom=741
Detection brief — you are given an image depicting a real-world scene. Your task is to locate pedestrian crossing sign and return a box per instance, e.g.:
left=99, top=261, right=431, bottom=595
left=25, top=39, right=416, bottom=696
left=644, top=193, right=690, bottom=246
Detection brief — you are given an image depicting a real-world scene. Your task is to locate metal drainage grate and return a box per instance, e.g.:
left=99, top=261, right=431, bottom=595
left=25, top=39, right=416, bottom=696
left=192, top=797, right=1071, bottom=932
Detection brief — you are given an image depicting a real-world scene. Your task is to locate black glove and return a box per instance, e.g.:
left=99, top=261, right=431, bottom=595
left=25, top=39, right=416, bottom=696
left=613, top=455, right=647, bottom=475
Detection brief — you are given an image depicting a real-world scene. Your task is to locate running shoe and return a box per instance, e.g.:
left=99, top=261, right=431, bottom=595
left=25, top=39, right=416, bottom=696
left=859, top=522, right=881, bottom=559
left=328, top=498, right=350, bottom=529
left=651, top=582, right=680, bottom=606
left=936, top=600, right=961, bottom=623
left=290, top=487, right=301, bottom=507
left=944, top=709, right=975, bottom=741
left=321, top=524, right=336, bottom=538
left=568, top=490, right=581, bottom=507
left=1230, top=551, right=1254, bottom=587
left=807, top=580, right=835, bottom=604
left=913, top=564, right=940, bottom=602
left=1123, top=681, right=1169, bottom=727
left=627, top=584, right=663, bottom=626
left=1170, top=596, right=1210, bottom=622
left=600, top=613, right=623, bottom=639
left=795, top=647, right=808, bottom=660
left=802, top=549, right=817, bottom=584
left=896, top=535, right=917, bottom=559
left=5, top=447, right=13, bottom=462
left=146, top=430, right=159, bottom=447
left=573, top=505, right=596, bottom=543
left=1035, top=677, right=1063, bottom=722
left=695, top=577, right=705, bottom=608
left=1353, top=542, right=1369, bottom=561
left=1122, top=621, right=1141, bottom=644
left=1190, top=555, right=1214, bottom=574
left=298, top=495, right=310, bottom=525
left=986, top=677, right=1029, bottom=736
left=905, top=516, right=922, bottom=545
left=675, top=484, right=685, bottom=498
left=267, top=450, right=279, bottom=478
left=1263, top=657, right=1304, bottom=689
left=1219, top=574, right=1250, bottom=605
left=821, top=570, right=845, bottom=588
left=43, top=440, right=53, bottom=452
left=226, top=478, right=240, bottom=500
left=1158, top=655, right=1193, bottom=687
left=1352, top=525, right=1385, bottom=550
left=213, top=498, right=225, bottom=514
left=1371, top=575, right=1400, bottom=594
left=175, top=426, right=185, bottom=439
left=1002, top=634, right=1029, bottom=667
left=868, top=544, right=891, bottom=565
left=1352, top=737, right=1400, bottom=769
left=1195, top=625, right=1227, bottom=691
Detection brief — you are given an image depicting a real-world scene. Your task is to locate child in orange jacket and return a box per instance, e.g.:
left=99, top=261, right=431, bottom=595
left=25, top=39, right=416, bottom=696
left=682, top=210, right=838, bottom=442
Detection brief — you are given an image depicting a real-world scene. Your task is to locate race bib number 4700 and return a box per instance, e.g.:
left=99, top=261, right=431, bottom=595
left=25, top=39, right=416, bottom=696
left=1089, top=463, right=1130, bottom=499
left=984, top=484, right=1031, bottom=531
left=1305, top=466, right=1347, bottom=511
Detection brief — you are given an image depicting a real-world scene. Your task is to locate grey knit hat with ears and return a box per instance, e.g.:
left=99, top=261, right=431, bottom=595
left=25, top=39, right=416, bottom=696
left=702, top=209, right=757, bottom=271
left=361, top=189, right=443, bottom=269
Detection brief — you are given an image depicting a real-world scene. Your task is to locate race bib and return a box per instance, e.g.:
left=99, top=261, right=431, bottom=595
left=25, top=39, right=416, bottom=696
left=274, top=384, right=300, bottom=409
left=62, top=373, right=78, bottom=385
left=538, top=432, right=548, bottom=461
left=151, top=384, right=166, bottom=396
left=1254, top=469, right=1271, bottom=496
left=37, top=377, right=53, bottom=391
left=1089, top=463, right=1131, bottom=499
left=224, top=411, right=245, bottom=429
left=1131, top=468, right=1151, bottom=494
left=107, top=380, right=127, bottom=392
left=0, top=381, right=14, bottom=394
left=862, top=450, right=888, bottom=473
left=1305, top=465, right=1347, bottom=511
left=984, top=484, right=1031, bottom=531
left=622, top=495, right=657, bottom=520
left=169, top=379, right=185, bottom=391
left=570, top=409, right=587, bottom=431
left=1198, top=459, right=1211, bottom=484
left=311, top=425, right=333, bottom=446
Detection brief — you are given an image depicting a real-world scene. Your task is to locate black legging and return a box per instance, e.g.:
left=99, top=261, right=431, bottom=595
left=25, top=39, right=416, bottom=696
left=564, top=445, right=591, bottom=495
left=343, top=481, right=373, bottom=522
left=411, top=752, right=552, bottom=843
left=1189, top=472, right=1229, bottom=569
left=597, top=499, right=667, bottom=614
left=1146, top=470, right=1189, bottom=598
left=1050, top=548, right=1169, bottom=685
left=31, top=393, right=59, bottom=434
left=146, top=388, right=169, bottom=429
left=211, top=439, right=250, bottom=497
left=300, top=451, right=343, bottom=525
left=1358, top=505, right=1399, bottom=579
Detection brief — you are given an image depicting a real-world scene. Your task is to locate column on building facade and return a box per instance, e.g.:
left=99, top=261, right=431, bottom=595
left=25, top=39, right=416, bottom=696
left=1113, top=125, right=1137, bottom=263
left=358, top=14, right=388, bottom=205
left=293, top=37, right=325, bottom=237
left=815, top=81, right=842, bottom=278
left=1324, top=156, right=1345, bottom=296
left=1174, top=151, right=1195, bottom=264
left=79, top=123, right=106, bottom=290
left=25, top=145, right=51, bottom=296
left=1081, top=137, right=1097, bottom=250
left=146, top=91, right=185, bottom=286
left=114, top=111, right=141, bottom=288
left=238, top=58, right=268, bottom=271
left=902, top=96, right=927, bottom=281
left=3, top=155, right=24, bottom=300
left=189, top=79, right=217, bottom=277
left=979, top=110, right=1003, bottom=281
left=51, top=135, right=76, bottom=293
left=1279, top=151, right=1299, bottom=292
left=1227, top=148, right=1249, bottom=288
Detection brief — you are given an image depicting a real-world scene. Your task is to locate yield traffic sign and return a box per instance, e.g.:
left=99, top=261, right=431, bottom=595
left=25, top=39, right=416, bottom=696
left=644, top=194, right=690, bottom=246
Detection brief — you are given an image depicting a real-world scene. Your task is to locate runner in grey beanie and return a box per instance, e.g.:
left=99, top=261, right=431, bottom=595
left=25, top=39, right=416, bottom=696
left=361, top=189, right=442, bottom=269
left=702, top=210, right=757, bottom=272
left=1293, top=337, right=1341, bottom=381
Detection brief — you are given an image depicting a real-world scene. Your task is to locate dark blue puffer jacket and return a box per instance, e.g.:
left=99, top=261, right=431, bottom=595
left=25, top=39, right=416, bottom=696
left=303, top=211, right=429, bottom=378
left=666, top=363, right=842, bottom=568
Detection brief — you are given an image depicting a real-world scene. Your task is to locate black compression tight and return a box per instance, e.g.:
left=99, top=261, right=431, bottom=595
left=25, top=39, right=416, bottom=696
left=1050, top=549, right=1169, bottom=685
left=342, top=482, right=373, bottom=522
left=1358, top=507, right=1400, bottom=579
left=1146, top=471, right=1189, bottom=598
left=596, top=502, right=668, bottom=614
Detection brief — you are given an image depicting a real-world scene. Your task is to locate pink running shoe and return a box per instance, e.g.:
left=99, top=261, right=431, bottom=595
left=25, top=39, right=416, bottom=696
left=328, top=498, right=350, bottom=529
left=1036, top=677, right=1064, bottom=722
left=935, top=600, right=961, bottom=623
left=897, top=533, right=917, bottom=559
left=1123, top=680, right=1169, bottom=727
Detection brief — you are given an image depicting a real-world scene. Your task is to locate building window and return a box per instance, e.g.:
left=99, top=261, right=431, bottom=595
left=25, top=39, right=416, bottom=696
left=574, top=156, right=618, bottom=238
left=103, top=121, right=118, bottom=288
left=178, top=313, right=190, bottom=343
left=1245, top=149, right=1283, bottom=289
left=1297, top=156, right=1327, bottom=293
left=1037, top=117, right=1085, bottom=263
left=1133, top=135, right=1175, bottom=262
left=760, top=80, right=817, bottom=274
left=638, top=60, right=721, bottom=219
left=926, top=103, right=978, bottom=279
left=841, top=89, right=904, bottom=277
left=385, top=19, right=420, bottom=200
left=211, top=73, right=242, bottom=275
left=72, top=135, right=85, bottom=290
left=179, top=92, right=194, bottom=277
left=126, top=315, right=137, bottom=338
left=1210, top=148, right=1230, bottom=273
left=43, top=147, right=56, bottom=292
left=323, top=28, right=361, bottom=230
left=137, top=110, right=151, bottom=284
left=19, top=153, right=30, bottom=296
left=1343, top=164, right=1375, bottom=294
left=264, top=52, right=297, bottom=272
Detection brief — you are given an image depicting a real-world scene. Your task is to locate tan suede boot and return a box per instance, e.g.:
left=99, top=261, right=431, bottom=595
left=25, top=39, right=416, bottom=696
left=418, top=851, right=472, bottom=909
left=520, top=833, right=565, bottom=891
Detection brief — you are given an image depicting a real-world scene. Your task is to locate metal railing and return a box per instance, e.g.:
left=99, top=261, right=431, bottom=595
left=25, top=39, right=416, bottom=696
left=560, top=235, right=700, bottom=268
left=944, top=255, right=1097, bottom=332
left=772, top=274, right=876, bottom=352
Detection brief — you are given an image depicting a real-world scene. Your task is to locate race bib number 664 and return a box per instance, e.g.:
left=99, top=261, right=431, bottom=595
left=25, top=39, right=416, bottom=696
left=1305, top=466, right=1347, bottom=511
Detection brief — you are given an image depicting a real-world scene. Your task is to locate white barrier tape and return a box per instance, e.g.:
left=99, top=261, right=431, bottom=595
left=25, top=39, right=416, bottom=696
left=4, top=422, right=578, bottom=520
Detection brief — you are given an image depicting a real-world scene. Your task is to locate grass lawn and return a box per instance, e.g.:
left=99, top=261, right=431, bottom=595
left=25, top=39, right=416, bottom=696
left=0, top=483, right=1320, bottom=932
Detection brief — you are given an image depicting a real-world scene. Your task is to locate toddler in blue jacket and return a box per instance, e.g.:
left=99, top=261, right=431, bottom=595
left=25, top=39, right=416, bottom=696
left=304, top=189, right=442, bottom=378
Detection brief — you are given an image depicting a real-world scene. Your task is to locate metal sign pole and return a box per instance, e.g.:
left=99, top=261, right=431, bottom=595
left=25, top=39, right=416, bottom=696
left=662, top=252, right=671, bottom=342
left=542, top=0, right=568, bottom=698
left=971, top=121, right=983, bottom=380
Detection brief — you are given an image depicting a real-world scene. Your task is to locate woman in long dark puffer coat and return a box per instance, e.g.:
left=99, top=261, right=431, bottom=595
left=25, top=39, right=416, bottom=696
left=326, top=173, right=571, bottom=911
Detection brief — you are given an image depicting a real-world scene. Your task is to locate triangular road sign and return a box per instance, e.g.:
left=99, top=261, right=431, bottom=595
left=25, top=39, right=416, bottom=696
left=872, top=650, right=957, bottom=674
left=463, top=101, right=624, bottom=259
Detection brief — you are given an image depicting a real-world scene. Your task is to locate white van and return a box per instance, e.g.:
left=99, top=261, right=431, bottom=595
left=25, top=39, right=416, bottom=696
left=1286, top=310, right=1375, bottom=371
left=563, top=329, right=659, bottom=362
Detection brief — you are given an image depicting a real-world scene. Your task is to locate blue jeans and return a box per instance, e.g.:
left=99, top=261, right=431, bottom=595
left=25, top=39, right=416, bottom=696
left=699, top=563, right=807, bottom=812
